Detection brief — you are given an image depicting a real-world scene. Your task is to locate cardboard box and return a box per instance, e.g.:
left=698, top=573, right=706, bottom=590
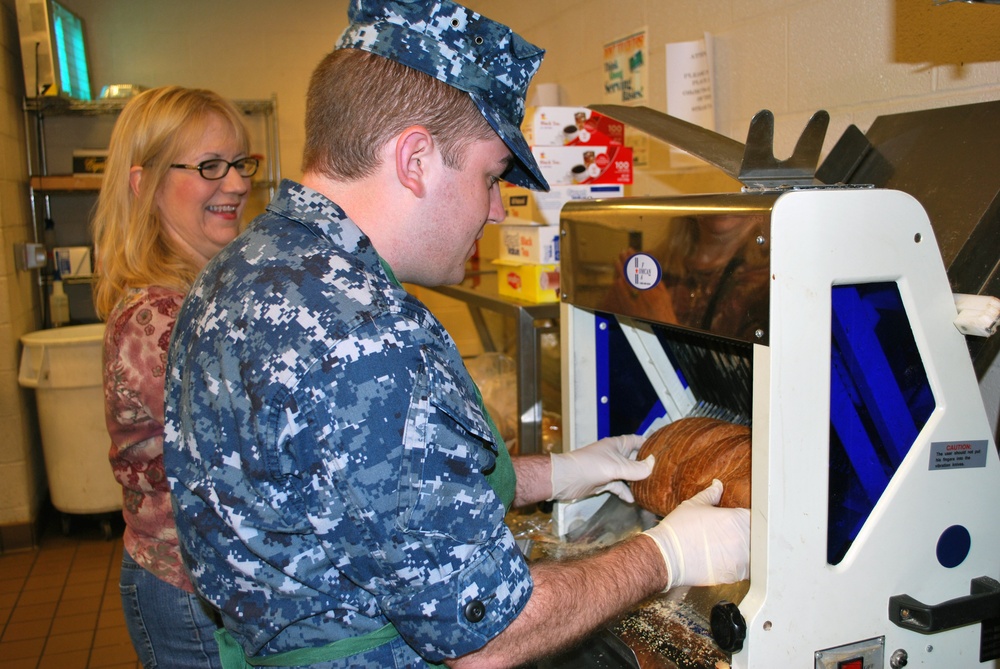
left=531, top=146, right=633, bottom=186
left=500, top=183, right=624, bottom=226
left=523, top=107, right=626, bottom=146
left=498, top=222, right=559, bottom=263
left=494, top=260, right=560, bottom=303
left=72, top=149, right=108, bottom=176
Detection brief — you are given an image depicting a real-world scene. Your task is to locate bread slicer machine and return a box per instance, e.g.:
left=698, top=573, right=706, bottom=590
left=553, top=102, right=1000, bottom=668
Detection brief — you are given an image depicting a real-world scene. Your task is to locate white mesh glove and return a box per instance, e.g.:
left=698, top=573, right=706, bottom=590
left=642, top=479, right=750, bottom=591
left=549, top=434, right=654, bottom=502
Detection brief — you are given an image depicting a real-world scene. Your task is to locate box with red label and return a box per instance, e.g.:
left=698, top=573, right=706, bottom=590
left=500, top=183, right=624, bottom=226
left=531, top=146, right=633, bottom=186
left=495, top=260, right=560, bottom=303
left=523, top=107, right=625, bottom=146
left=497, top=221, right=559, bottom=264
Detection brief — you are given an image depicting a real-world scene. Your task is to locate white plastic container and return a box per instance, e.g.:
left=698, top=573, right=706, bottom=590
left=18, top=323, right=121, bottom=518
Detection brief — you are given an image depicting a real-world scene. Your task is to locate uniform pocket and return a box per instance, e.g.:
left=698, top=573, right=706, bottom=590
left=396, top=347, right=502, bottom=544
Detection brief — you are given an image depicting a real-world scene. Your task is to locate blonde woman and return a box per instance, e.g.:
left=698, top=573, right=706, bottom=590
left=93, top=86, right=256, bottom=668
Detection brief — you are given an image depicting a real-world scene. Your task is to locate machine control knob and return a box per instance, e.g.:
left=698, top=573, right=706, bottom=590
left=890, top=649, right=909, bottom=668
left=710, top=600, right=747, bottom=653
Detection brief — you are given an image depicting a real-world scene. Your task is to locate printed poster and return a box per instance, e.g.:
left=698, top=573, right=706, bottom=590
left=603, top=28, right=649, bottom=165
left=603, top=28, right=648, bottom=105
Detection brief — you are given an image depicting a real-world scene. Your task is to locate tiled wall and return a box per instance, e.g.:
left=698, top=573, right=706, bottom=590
left=0, top=0, right=45, bottom=548
left=2, top=0, right=999, bottom=544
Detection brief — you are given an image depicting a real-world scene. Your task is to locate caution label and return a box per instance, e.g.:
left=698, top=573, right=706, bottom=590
left=929, top=440, right=988, bottom=470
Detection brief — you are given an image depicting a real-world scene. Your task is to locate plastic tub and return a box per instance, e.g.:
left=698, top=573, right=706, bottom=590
left=18, top=324, right=121, bottom=526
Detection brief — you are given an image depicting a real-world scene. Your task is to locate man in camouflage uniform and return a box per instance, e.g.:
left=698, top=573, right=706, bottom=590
left=164, top=1, right=750, bottom=667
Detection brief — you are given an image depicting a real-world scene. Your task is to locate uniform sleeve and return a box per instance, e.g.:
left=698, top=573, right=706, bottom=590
left=292, top=321, right=533, bottom=661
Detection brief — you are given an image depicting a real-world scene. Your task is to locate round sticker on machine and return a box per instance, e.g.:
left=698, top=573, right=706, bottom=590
left=624, top=253, right=662, bottom=290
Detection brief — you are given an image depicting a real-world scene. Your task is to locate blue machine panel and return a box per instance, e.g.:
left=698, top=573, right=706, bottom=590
left=594, top=314, right=753, bottom=439
left=828, top=282, right=935, bottom=564
left=595, top=313, right=666, bottom=439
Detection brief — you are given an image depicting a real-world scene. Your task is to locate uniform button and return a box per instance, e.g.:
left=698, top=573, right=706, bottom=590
left=464, top=599, right=486, bottom=623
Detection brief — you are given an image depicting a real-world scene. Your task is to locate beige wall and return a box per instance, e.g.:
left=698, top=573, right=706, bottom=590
left=61, top=0, right=1000, bottom=189
left=0, top=0, right=44, bottom=535
left=2, top=0, right=1000, bottom=535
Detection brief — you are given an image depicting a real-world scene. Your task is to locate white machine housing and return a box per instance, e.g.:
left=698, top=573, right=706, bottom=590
left=558, top=187, right=1000, bottom=668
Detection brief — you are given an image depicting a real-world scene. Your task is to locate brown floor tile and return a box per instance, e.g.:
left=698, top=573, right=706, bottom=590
left=0, top=579, right=25, bottom=601
left=0, top=551, right=38, bottom=589
left=100, top=592, right=123, bottom=614
left=88, top=639, right=140, bottom=667
left=103, top=580, right=121, bottom=600
left=9, top=600, right=59, bottom=624
left=2, top=617, right=51, bottom=641
left=50, top=611, right=100, bottom=636
left=32, top=549, right=76, bottom=570
left=1, top=656, right=41, bottom=669
left=0, top=509, right=132, bottom=668
left=45, top=629, right=95, bottom=654
left=0, top=588, right=20, bottom=611
left=0, top=634, right=47, bottom=659
left=92, top=624, right=131, bottom=649
left=0, top=570, right=31, bottom=592
left=67, top=567, right=111, bottom=586
left=38, top=648, right=90, bottom=669
left=96, top=607, right=127, bottom=631
left=75, top=540, right=117, bottom=557
left=17, top=585, right=64, bottom=606
left=58, top=595, right=103, bottom=617
left=23, top=571, right=69, bottom=591
left=61, top=580, right=105, bottom=602
left=71, top=556, right=114, bottom=575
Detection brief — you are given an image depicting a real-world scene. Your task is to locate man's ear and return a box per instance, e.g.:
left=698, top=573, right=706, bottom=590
left=128, top=166, right=144, bottom=197
left=395, top=126, right=433, bottom=198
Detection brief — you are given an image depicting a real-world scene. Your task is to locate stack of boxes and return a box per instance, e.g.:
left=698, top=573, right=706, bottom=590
left=493, top=107, right=632, bottom=303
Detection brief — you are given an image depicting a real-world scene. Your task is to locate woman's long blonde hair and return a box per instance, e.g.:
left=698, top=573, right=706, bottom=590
left=91, top=86, right=249, bottom=319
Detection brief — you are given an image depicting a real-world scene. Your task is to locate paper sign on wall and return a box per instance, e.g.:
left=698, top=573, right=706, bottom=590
left=603, top=29, right=648, bottom=106
left=603, top=28, right=649, bottom=165
left=666, top=34, right=716, bottom=168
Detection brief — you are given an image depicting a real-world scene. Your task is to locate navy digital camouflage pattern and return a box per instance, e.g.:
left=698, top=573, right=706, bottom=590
left=163, top=180, right=532, bottom=667
left=338, top=0, right=549, bottom=192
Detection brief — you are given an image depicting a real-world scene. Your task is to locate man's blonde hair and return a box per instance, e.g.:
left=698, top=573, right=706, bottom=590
left=302, top=48, right=496, bottom=179
left=91, top=86, right=249, bottom=319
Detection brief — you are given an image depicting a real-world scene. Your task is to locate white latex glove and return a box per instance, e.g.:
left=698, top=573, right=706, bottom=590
left=642, top=479, right=750, bottom=591
left=549, top=434, right=654, bottom=503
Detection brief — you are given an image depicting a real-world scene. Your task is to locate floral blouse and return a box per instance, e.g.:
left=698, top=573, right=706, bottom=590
left=104, top=286, right=193, bottom=592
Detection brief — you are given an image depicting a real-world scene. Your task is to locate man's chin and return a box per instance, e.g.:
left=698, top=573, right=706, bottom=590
left=411, top=267, right=465, bottom=288
left=443, top=268, right=467, bottom=286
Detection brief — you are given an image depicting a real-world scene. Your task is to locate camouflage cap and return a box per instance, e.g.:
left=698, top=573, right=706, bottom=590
left=337, top=0, right=549, bottom=191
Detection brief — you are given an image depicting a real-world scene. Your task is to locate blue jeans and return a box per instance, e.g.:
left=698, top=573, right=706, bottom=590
left=120, top=548, right=224, bottom=669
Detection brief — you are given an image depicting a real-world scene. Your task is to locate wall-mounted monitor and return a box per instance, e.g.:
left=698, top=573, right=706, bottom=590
left=15, top=0, right=92, bottom=100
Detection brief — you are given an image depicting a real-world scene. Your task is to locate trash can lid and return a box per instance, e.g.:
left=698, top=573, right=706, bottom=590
left=20, top=323, right=106, bottom=346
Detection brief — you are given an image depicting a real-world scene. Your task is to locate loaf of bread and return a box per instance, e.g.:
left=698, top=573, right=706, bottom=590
left=631, top=417, right=751, bottom=516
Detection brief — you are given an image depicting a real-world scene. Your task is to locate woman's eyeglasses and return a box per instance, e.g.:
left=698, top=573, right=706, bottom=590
left=169, top=156, right=260, bottom=180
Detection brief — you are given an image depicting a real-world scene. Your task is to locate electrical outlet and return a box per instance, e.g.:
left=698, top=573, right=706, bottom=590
left=14, top=243, right=47, bottom=270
